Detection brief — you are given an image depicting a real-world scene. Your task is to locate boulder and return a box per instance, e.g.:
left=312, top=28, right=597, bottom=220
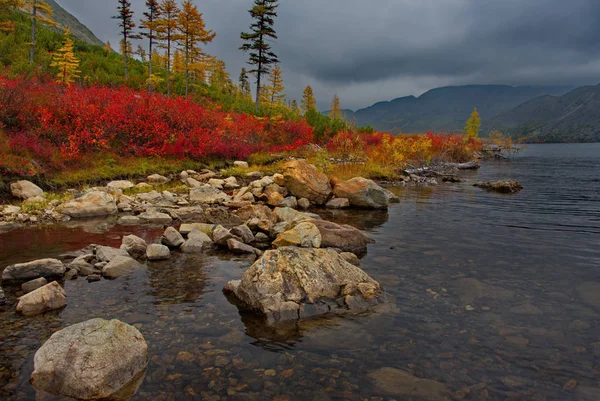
left=235, top=204, right=277, bottom=232
left=138, top=210, right=172, bottom=224
left=2, top=259, right=66, bottom=282
left=187, top=229, right=213, bottom=245
left=136, top=190, right=162, bottom=202
left=331, top=177, right=393, bottom=209
left=11, top=180, right=44, bottom=200
left=171, top=206, right=204, bottom=221
left=146, top=244, right=171, bottom=261
left=96, top=246, right=129, bottom=263
left=21, top=277, right=48, bottom=294
left=283, top=160, right=332, bottom=205
left=180, top=223, right=215, bottom=236
left=368, top=367, right=449, bottom=399
left=58, top=191, right=117, bottom=218
left=233, top=186, right=255, bottom=203
left=31, top=318, right=148, bottom=400
left=280, top=196, right=298, bottom=209
left=181, top=236, right=211, bottom=253
left=340, top=252, right=361, bottom=266
left=273, top=173, right=285, bottom=186
left=107, top=180, right=135, bottom=190
left=231, top=224, right=255, bottom=244
left=16, top=281, right=66, bottom=316
left=326, top=198, right=350, bottom=209
left=224, top=247, right=383, bottom=323
left=297, top=198, right=310, bottom=209
left=208, top=178, right=225, bottom=189
left=102, top=256, right=142, bottom=279
left=227, top=239, right=262, bottom=256
left=224, top=176, right=240, bottom=189
left=273, top=222, right=322, bottom=248
left=213, top=226, right=237, bottom=246
left=474, top=180, right=523, bottom=193
left=161, top=227, right=185, bottom=248
left=147, top=174, right=169, bottom=184
left=120, top=235, right=148, bottom=259
left=310, top=219, right=374, bottom=255
left=190, top=187, right=231, bottom=204
left=186, top=177, right=202, bottom=188
left=234, top=161, right=249, bottom=168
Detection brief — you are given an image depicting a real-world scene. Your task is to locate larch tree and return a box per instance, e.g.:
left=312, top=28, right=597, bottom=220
left=22, top=0, right=56, bottom=63
left=155, top=0, right=179, bottom=97
left=210, top=59, right=232, bottom=96
left=266, top=63, right=285, bottom=106
left=301, top=85, right=316, bottom=114
left=173, top=48, right=184, bottom=75
left=239, top=68, right=251, bottom=97
left=176, top=0, right=215, bottom=97
left=239, top=0, right=279, bottom=111
left=329, top=93, right=342, bottom=120
left=140, top=0, right=161, bottom=91
left=465, top=107, right=481, bottom=138
left=50, top=28, right=80, bottom=85
left=136, top=44, right=147, bottom=63
left=104, top=41, right=112, bottom=52
left=113, top=0, right=141, bottom=80
left=0, top=0, right=19, bottom=32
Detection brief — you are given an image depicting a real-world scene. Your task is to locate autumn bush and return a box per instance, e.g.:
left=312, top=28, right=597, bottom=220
left=0, top=75, right=314, bottom=176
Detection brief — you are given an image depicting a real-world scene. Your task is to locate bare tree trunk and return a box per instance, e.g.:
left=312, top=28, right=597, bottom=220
left=29, top=1, right=37, bottom=64
left=148, top=32, right=153, bottom=92
left=185, top=41, right=189, bottom=97
left=166, top=33, right=171, bottom=97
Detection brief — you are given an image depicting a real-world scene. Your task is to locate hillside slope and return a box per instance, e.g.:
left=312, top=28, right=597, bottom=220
left=46, top=0, right=104, bottom=46
left=345, top=85, right=570, bottom=134
left=485, top=84, right=600, bottom=143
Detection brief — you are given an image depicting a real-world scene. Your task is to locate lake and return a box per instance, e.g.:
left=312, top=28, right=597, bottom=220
left=1, top=143, right=599, bottom=400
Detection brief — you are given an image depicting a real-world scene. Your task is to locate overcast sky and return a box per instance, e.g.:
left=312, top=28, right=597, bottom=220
left=56, top=0, right=600, bottom=110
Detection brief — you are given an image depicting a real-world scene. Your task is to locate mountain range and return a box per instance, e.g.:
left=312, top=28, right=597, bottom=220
left=46, top=0, right=104, bottom=46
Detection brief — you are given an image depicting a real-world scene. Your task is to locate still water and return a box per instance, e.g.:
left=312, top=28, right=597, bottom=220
left=1, top=143, right=599, bottom=400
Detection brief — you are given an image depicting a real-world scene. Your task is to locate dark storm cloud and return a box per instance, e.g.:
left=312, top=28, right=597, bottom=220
left=56, top=0, right=600, bottom=109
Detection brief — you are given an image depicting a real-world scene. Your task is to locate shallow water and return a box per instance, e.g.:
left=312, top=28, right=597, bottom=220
left=1, top=143, right=599, bottom=400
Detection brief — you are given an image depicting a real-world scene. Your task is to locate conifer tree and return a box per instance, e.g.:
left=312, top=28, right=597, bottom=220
left=113, top=0, right=141, bottom=80
left=301, top=85, right=316, bottom=114
left=136, top=44, right=147, bottom=63
left=329, top=93, right=342, bottom=119
left=104, top=41, right=112, bottom=52
left=22, top=0, right=56, bottom=63
left=173, top=49, right=184, bottom=75
left=176, top=0, right=215, bottom=97
left=140, top=0, right=161, bottom=91
left=266, top=63, right=285, bottom=105
left=290, top=99, right=299, bottom=114
left=210, top=59, right=232, bottom=96
left=50, top=28, right=80, bottom=85
left=0, top=0, right=19, bottom=32
left=239, top=68, right=251, bottom=97
left=240, top=0, right=279, bottom=111
left=155, top=0, right=179, bottom=97
left=465, top=107, right=481, bottom=138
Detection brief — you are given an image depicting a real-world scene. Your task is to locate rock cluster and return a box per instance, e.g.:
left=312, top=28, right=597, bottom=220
left=474, top=180, right=523, bottom=193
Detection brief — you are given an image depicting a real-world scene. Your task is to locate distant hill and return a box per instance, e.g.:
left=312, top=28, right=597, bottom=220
left=338, top=85, right=570, bottom=134
left=485, top=84, right=600, bottom=143
left=46, top=0, right=105, bottom=46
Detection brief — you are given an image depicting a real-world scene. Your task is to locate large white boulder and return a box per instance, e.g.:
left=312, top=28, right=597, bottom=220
left=189, top=187, right=231, bottom=204
left=2, top=259, right=66, bottom=282
left=31, top=318, right=148, bottom=400
left=11, top=180, right=44, bottom=200
left=58, top=191, right=118, bottom=218
left=101, top=256, right=142, bottom=279
left=16, top=281, right=66, bottom=316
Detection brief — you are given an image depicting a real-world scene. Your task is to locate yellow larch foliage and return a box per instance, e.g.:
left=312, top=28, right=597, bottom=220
left=50, top=28, right=80, bottom=85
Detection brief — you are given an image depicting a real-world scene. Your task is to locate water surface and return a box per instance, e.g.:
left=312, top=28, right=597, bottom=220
left=1, top=143, right=599, bottom=400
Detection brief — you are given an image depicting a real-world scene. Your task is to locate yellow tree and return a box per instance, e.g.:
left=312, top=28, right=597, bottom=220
left=173, top=49, right=185, bottom=75
left=465, top=107, right=481, bottom=138
left=0, top=0, right=19, bottom=32
left=329, top=93, right=342, bottom=119
left=210, top=59, right=232, bottom=96
left=176, top=0, right=215, bottom=97
left=140, top=0, right=161, bottom=91
left=301, top=85, right=316, bottom=114
left=155, top=0, right=179, bottom=97
left=266, top=63, right=285, bottom=106
left=22, top=0, right=57, bottom=63
left=50, top=28, right=80, bottom=85
left=104, top=41, right=112, bottom=52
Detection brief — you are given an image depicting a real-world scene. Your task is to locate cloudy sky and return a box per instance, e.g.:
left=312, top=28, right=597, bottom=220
left=57, top=0, right=600, bottom=110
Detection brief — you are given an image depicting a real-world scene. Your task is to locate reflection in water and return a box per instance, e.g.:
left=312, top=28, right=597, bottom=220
left=0, top=143, right=600, bottom=400
left=313, top=208, right=389, bottom=231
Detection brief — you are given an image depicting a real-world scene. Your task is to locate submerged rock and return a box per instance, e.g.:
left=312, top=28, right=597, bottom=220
left=283, top=160, right=332, bottom=205
left=2, top=259, right=66, bottom=282
left=474, top=180, right=523, bottom=193
left=31, top=318, right=148, bottom=400
left=224, top=247, right=384, bottom=323
left=11, top=180, right=44, bottom=200
left=16, top=281, right=66, bottom=316
left=368, top=367, right=449, bottom=400
left=331, top=177, right=395, bottom=209
left=577, top=282, right=600, bottom=309
left=58, top=191, right=118, bottom=218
